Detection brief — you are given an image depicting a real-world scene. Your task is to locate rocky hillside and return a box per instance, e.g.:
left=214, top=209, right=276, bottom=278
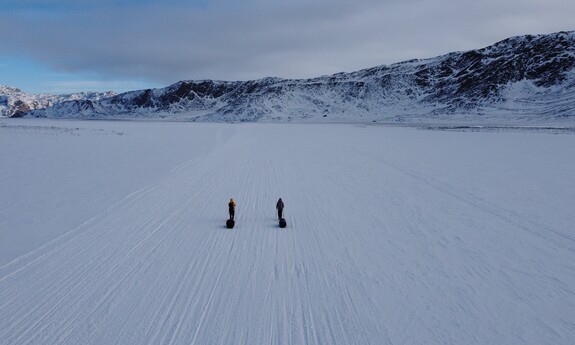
left=2, top=30, right=574, bottom=123
left=0, top=86, right=115, bottom=118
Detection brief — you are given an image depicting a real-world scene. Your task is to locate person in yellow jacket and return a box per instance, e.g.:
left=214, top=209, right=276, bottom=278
left=228, top=198, right=236, bottom=220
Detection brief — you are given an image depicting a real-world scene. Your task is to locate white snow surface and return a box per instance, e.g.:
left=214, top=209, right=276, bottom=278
left=1, top=119, right=574, bottom=344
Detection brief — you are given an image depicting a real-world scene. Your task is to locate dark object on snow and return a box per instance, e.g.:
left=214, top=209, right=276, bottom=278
left=226, top=218, right=235, bottom=229
left=228, top=198, right=236, bottom=220
left=276, top=198, right=284, bottom=219
left=279, top=218, right=287, bottom=228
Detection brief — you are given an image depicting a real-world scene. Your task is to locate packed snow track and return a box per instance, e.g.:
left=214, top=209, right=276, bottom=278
left=1, top=120, right=574, bottom=344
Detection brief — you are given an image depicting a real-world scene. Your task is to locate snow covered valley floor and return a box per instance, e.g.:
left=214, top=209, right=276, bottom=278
left=1, top=119, right=574, bottom=344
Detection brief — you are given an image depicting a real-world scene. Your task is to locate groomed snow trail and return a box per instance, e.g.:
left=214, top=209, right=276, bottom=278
left=1, top=121, right=574, bottom=344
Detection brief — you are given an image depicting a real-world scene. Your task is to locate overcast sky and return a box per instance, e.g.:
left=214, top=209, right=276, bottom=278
left=1, top=0, right=574, bottom=94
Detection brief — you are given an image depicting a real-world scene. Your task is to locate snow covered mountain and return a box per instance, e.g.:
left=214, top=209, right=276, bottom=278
left=0, top=86, right=115, bottom=118
left=2, top=30, right=574, bottom=123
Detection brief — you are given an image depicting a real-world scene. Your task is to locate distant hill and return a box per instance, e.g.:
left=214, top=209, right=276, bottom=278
left=0, top=86, right=115, bottom=118
left=2, top=30, right=574, bottom=124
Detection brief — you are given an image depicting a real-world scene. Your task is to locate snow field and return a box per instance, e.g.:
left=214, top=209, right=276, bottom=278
left=0, top=119, right=574, bottom=344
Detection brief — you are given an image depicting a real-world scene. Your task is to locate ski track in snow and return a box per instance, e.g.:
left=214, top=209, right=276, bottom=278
left=1, top=120, right=574, bottom=344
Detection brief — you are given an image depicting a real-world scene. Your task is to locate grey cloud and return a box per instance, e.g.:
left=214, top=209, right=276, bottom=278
left=1, top=0, right=573, bottom=86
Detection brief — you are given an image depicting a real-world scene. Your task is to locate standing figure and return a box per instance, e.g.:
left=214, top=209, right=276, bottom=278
left=228, top=198, right=236, bottom=220
left=276, top=198, right=284, bottom=219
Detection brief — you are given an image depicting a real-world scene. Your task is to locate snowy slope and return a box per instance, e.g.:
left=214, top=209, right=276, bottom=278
left=0, top=85, right=115, bottom=118
left=1, top=119, right=574, bottom=344
left=3, top=30, right=575, bottom=123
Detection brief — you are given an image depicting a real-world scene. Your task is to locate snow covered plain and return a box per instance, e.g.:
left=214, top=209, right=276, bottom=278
left=1, top=118, right=574, bottom=344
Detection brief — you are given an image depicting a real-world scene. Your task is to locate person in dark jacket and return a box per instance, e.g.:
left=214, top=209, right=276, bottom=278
left=228, top=198, right=236, bottom=220
left=276, top=198, right=284, bottom=219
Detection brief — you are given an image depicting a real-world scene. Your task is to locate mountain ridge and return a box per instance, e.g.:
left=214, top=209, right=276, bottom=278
left=2, top=30, right=574, bottom=124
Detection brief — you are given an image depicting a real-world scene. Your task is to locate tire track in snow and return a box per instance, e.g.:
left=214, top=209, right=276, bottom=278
left=0, top=182, right=192, bottom=344
left=385, top=156, right=575, bottom=244
left=0, top=126, right=235, bottom=344
left=2, top=123, right=573, bottom=344
left=0, top=182, right=161, bottom=283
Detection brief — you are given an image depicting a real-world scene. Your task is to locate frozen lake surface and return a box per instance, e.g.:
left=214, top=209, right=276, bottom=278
left=1, top=119, right=574, bottom=344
